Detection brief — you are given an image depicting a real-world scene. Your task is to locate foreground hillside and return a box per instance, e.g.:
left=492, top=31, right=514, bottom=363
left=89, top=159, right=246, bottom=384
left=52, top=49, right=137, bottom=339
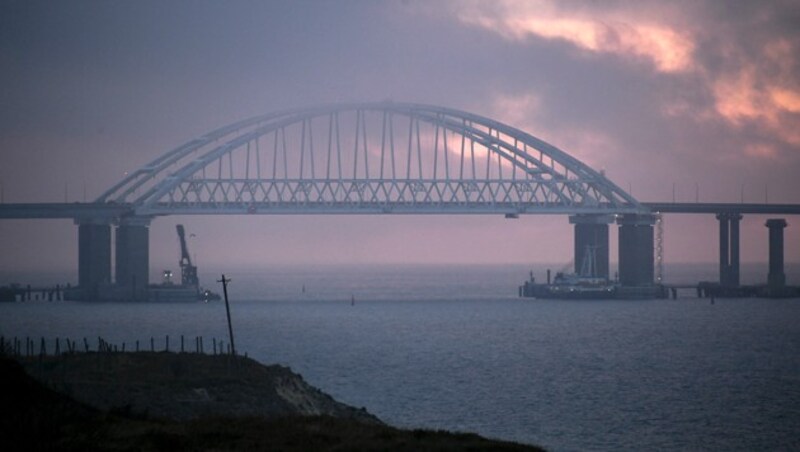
left=18, top=351, right=378, bottom=423
left=1, top=353, right=544, bottom=451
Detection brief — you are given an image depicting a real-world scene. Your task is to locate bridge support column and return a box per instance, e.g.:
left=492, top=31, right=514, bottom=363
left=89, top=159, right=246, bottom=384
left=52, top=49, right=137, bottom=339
left=77, top=219, right=112, bottom=301
left=766, top=219, right=787, bottom=290
left=717, top=213, right=742, bottom=286
left=569, top=215, right=612, bottom=279
left=617, top=214, right=656, bottom=286
left=115, top=217, right=150, bottom=301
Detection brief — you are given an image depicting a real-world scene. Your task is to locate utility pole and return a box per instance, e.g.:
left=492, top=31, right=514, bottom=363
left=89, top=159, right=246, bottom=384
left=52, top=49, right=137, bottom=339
left=218, top=274, right=235, bottom=356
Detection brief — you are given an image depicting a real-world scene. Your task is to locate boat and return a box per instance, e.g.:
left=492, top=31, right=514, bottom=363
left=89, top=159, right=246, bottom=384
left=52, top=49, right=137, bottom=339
left=519, top=245, right=617, bottom=299
left=148, top=225, right=221, bottom=302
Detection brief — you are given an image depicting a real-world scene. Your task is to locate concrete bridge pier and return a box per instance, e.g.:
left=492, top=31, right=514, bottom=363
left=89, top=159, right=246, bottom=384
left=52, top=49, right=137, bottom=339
left=76, top=218, right=112, bottom=301
left=766, top=219, right=787, bottom=290
left=569, top=214, right=612, bottom=279
left=617, top=214, right=656, bottom=286
left=717, top=212, right=742, bottom=286
left=115, top=217, right=150, bottom=301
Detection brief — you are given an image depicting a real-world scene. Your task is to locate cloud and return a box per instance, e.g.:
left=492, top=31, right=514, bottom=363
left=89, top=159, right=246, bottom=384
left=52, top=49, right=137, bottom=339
left=744, top=143, right=778, bottom=159
left=438, top=0, right=800, bottom=159
left=453, top=0, right=695, bottom=73
left=487, top=92, right=621, bottom=171
left=770, top=87, right=800, bottom=113
left=705, top=37, right=800, bottom=149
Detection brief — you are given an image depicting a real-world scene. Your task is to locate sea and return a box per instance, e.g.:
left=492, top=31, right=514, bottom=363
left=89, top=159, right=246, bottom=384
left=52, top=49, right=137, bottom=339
left=1, top=263, right=799, bottom=451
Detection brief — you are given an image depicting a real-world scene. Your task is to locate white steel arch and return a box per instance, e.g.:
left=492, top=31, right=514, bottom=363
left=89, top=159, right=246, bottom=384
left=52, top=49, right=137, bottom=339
left=97, top=102, right=646, bottom=216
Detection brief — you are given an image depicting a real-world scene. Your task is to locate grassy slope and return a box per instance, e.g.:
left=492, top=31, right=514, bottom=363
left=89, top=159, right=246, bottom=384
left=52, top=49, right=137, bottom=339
left=1, top=355, right=545, bottom=451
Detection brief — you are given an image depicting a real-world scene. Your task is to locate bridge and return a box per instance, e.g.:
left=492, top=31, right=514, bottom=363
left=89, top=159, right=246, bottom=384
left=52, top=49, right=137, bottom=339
left=1, top=102, right=797, bottom=299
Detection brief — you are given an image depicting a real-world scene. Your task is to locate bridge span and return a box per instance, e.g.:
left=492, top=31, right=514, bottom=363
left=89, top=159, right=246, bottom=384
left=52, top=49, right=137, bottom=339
left=3, top=201, right=800, bottom=219
left=643, top=203, right=800, bottom=215
left=0, top=102, right=797, bottom=299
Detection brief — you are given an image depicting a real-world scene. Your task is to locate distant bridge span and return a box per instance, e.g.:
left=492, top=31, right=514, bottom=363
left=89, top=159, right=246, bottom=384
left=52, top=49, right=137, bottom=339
left=0, top=102, right=797, bottom=299
left=3, top=202, right=800, bottom=220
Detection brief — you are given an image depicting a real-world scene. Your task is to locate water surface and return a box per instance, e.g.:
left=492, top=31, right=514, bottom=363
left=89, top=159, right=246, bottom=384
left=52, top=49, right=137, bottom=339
left=2, top=264, right=799, bottom=451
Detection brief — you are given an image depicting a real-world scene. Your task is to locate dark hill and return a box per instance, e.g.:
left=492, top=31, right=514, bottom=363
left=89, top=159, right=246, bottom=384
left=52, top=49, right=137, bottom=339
left=2, top=353, right=545, bottom=451
left=18, top=351, right=378, bottom=423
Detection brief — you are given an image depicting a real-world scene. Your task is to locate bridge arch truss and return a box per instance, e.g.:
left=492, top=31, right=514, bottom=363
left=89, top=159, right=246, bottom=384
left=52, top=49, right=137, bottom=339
left=98, top=102, right=644, bottom=216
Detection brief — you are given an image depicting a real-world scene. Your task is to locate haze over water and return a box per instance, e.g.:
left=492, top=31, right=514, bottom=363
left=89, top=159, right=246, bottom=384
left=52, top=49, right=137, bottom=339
left=2, top=263, right=799, bottom=451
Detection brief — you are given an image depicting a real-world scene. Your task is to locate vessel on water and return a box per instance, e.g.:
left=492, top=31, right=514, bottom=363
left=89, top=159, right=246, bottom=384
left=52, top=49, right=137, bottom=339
left=519, top=271, right=617, bottom=299
left=148, top=224, right=221, bottom=302
left=519, top=246, right=618, bottom=299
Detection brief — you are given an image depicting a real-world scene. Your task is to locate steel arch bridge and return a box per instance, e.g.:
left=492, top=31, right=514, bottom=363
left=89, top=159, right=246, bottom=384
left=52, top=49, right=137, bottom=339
left=98, top=102, right=645, bottom=216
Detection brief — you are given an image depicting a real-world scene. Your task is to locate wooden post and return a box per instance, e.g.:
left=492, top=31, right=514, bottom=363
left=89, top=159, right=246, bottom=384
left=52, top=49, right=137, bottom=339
left=218, top=274, right=236, bottom=356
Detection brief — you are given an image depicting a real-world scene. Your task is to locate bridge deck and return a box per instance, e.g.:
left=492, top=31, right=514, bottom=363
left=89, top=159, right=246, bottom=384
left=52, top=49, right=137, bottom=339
left=0, top=201, right=799, bottom=219
left=642, top=202, right=800, bottom=215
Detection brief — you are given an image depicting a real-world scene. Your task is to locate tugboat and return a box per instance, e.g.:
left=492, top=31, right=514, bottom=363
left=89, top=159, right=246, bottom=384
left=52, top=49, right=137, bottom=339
left=520, top=246, right=617, bottom=299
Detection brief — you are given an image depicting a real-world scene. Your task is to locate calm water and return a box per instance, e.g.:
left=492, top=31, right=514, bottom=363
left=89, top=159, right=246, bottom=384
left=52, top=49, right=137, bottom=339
left=2, top=264, right=799, bottom=451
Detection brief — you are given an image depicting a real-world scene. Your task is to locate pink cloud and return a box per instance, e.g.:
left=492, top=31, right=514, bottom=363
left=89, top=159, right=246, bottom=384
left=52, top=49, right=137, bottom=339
left=454, top=0, right=695, bottom=73
left=442, top=1, right=800, bottom=158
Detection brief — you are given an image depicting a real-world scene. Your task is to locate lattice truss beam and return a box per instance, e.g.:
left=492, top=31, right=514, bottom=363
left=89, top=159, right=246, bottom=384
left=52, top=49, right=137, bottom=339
left=97, top=103, right=644, bottom=215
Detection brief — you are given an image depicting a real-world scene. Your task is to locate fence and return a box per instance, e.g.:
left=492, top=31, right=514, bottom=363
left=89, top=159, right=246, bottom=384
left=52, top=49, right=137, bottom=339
left=0, top=334, right=238, bottom=357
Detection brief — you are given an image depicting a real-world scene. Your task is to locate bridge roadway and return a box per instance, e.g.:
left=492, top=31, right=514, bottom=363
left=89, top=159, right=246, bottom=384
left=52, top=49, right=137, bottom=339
left=642, top=203, right=800, bottom=215
left=0, top=202, right=133, bottom=220
left=2, top=201, right=800, bottom=219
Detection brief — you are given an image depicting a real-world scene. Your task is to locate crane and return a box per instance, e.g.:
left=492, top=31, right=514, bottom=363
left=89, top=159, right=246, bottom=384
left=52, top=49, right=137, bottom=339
left=176, top=224, right=199, bottom=287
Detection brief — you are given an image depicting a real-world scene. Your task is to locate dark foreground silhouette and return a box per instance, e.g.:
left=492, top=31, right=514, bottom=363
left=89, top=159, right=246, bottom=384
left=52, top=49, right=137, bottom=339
left=0, top=353, right=544, bottom=451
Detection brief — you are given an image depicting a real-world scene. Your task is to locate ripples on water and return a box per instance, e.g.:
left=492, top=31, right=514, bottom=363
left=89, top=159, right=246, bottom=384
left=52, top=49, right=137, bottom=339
left=2, top=264, right=799, bottom=451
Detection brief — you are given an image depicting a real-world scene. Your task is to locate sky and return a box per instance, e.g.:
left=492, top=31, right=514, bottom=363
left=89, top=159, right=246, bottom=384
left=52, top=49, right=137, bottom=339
left=1, top=0, right=799, bottom=279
